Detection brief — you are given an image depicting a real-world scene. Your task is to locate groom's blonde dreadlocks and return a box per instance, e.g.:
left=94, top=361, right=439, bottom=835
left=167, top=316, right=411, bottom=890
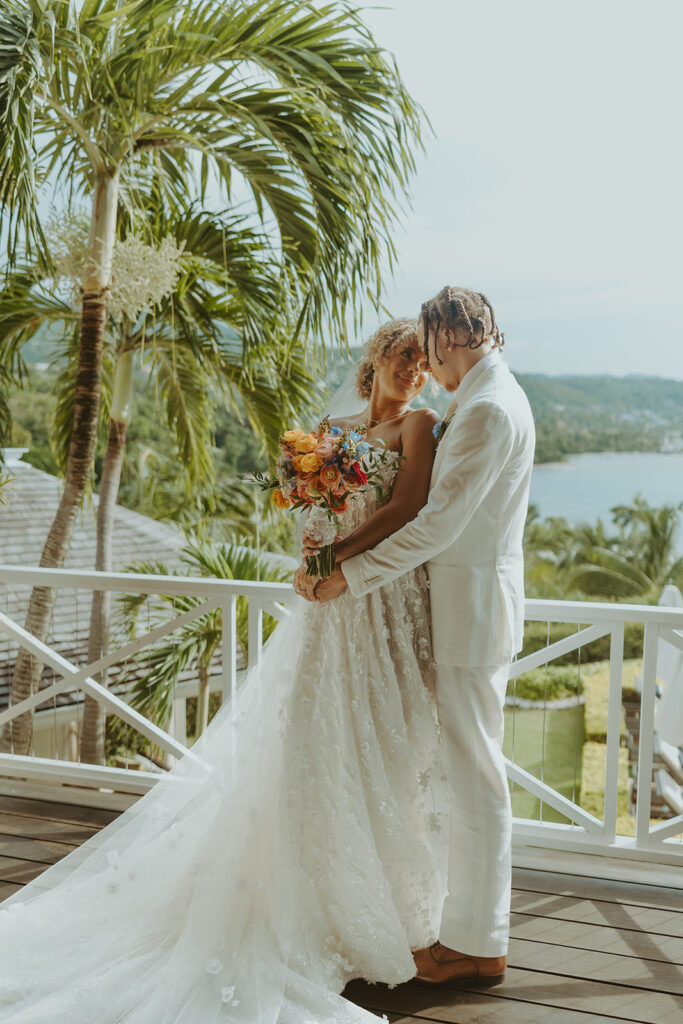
left=421, top=287, right=505, bottom=366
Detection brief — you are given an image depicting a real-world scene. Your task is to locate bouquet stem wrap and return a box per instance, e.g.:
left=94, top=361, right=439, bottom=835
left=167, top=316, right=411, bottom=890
left=306, top=543, right=336, bottom=579
left=303, top=513, right=338, bottom=578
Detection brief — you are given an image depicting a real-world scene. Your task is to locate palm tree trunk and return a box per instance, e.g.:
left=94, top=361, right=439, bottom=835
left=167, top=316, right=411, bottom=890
left=1, top=171, right=119, bottom=755
left=80, top=349, right=133, bottom=764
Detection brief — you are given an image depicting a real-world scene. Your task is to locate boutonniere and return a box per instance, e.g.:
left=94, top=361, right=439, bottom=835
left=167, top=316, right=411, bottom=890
left=432, top=414, right=455, bottom=448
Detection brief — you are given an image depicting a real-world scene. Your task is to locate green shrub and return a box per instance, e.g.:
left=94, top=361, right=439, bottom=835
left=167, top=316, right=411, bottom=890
left=507, top=665, right=584, bottom=701
left=521, top=620, right=643, bottom=665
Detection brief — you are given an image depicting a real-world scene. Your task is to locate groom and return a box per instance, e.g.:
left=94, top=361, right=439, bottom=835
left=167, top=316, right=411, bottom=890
left=313, top=287, right=535, bottom=985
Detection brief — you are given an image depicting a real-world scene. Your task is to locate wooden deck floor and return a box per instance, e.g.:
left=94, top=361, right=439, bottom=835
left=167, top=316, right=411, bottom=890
left=1, top=782, right=682, bottom=1023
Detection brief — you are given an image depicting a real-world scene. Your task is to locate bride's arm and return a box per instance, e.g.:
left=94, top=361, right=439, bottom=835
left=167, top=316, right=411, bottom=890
left=333, top=410, right=438, bottom=564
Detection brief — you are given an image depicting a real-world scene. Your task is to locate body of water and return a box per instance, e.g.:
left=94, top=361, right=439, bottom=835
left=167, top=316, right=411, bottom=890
left=530, top=451, right=683, bottom=554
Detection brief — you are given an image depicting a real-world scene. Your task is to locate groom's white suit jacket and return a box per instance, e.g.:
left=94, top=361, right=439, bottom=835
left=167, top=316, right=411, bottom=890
left=342, top=351, right=536, bottom=667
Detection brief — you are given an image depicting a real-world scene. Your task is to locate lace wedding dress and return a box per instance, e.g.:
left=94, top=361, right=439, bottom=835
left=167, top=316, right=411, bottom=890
left=0, top=450, right=447, bottom=1023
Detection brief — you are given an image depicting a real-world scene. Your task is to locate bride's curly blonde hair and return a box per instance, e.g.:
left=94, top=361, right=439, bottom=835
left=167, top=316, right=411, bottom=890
left=420, top=287, right=504, bottom=366
left=355, top=318, right=419, bottom=399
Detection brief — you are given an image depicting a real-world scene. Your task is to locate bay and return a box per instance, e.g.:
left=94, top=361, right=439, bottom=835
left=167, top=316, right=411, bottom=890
left=530, top=451, right=683, bottom=554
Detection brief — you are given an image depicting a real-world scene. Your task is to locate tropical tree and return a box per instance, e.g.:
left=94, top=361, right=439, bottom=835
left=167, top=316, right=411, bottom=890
left=0, top=201, right=318, bottom=761
left=570, top=496, right=683, bottom=597
left=524, top=497, right=683, bottom=599
left=118, top=538, right=291, bottom=745
left=612, top=495, right=683, bottom=587
left=0, top=0, right=425, bottom=753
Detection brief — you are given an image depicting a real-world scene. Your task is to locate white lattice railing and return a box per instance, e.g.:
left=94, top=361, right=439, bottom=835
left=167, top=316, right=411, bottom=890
left=0, top=565, right=682, bottom=865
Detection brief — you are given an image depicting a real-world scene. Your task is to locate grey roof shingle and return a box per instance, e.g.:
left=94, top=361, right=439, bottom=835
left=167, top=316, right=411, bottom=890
left=0, top=457, right=208, bottom=715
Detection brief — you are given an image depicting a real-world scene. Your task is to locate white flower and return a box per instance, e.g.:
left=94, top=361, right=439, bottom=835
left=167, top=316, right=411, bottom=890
left=45, top=211, right=186, bottom=323
left=109, top=234, right=186, bottom=323
left=205, top=959, right=223, bottom=975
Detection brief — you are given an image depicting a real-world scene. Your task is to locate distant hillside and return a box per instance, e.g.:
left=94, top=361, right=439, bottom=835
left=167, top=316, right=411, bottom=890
left=18, top=338, right=683, bottom=465
left=514, top=373, right=683, bottom=462
left=327, top=349, right=683, bottom=463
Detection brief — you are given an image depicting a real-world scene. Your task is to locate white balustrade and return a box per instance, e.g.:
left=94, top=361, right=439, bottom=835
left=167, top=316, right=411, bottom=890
left=0, top=565, right=681, bottom=864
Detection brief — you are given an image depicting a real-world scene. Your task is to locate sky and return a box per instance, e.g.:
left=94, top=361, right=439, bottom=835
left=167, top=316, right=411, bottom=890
left=355, top=0, right=683, bottom=379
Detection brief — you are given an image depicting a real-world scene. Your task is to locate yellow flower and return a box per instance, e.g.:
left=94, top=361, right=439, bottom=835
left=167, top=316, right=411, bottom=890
left=272, top=488, right=291, bottom=510
left=294, top=434, right=318, bottom=453
left=282, top=429, right=305, bottom=444
left=298, top=452, right=323, bottom=473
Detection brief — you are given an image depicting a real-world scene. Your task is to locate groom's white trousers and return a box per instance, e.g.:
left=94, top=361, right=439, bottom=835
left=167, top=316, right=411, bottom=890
left=434, top=661, right=511, bottom=957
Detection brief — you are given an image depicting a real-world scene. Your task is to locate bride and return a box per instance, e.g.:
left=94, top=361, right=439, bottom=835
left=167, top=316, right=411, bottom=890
left=0, top=318, right=448, bottom=1023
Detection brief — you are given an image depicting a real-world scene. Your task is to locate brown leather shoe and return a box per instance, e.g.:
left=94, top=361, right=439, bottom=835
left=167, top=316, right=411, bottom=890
left=413, top=941, right=506, bottom=986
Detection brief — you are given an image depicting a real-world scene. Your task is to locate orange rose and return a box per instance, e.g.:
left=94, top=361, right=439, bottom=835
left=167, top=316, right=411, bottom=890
left=303, top=475, right=323, bottom=499
left=319, top=464, right=342, bottom=490
left=272, top=488, right=291, bottom=510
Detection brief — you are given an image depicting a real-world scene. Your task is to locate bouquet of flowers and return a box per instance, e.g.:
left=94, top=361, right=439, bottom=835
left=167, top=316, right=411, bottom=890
left=248, top=418, right=391, bottom=578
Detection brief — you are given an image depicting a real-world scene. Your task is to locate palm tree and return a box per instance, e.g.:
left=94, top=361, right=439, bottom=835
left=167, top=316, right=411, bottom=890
left=612, top=494, right=683, bottom=588
left=118, top=538, right=291, bottom=745
left=0, top=202, right=318, bottom=761
left=564, top=497, right=681, bottom=598
left=0, top=0, right=426, bottom=753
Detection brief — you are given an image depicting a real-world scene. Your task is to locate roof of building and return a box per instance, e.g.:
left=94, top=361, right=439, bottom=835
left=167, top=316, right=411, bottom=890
left=0, top=451, right=187, bottom=572
left=0, top=453, right=291, bottom=718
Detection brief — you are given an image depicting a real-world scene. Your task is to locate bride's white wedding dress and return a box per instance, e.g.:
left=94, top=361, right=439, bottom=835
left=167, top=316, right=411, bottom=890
left=0, top=450, right=447, bottom=1023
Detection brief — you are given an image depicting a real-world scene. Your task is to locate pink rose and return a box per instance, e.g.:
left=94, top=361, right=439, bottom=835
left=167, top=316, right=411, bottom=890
left=315, top=440, right=336, bottom=460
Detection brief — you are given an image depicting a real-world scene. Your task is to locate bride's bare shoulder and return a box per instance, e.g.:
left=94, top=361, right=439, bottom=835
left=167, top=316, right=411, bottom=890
left=403, top=407, right=440, bottom=432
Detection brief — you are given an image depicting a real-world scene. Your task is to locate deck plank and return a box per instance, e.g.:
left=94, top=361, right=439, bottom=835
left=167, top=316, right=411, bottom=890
left=512, top=867, right=683, bottom=912
left=345, top=968, right=683, bottom=1024
left=510, top=910, right=683, bottom=961
left=0, top=880, right=22, bottom=899
left=508, top=936, right=683, bottom=994
left=0, top=856, right=48, bottom=884
left=0, top=810, right=100, bottom=845
left=2, top=793, right=683, bottom=1023
left=348, top=991, right=618, bottom=1024
left=0, top=792, right=120, bottom=827
left=0, top=833, right=80, bottom=865
left=0, top=778, right=140, bottom=812
left=512, top=887, right=683, bottom=937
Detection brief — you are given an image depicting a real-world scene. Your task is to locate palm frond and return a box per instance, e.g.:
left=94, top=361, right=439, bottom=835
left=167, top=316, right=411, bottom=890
left=0, top=262, right=75, bottom=380
left=569, top=546, right=653, bottom=597
left=117, top=537, right=290, bottom=728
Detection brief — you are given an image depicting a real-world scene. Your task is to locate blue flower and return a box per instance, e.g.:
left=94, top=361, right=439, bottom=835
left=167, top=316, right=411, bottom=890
left=433, top=414, right=454, bottom=447
left=330, top=426, right=343, bottom=436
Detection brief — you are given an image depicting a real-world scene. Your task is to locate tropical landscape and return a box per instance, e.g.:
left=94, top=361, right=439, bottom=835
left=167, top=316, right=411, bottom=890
left=1, top=0, right=682, bottom=812
left=0, top=2, right=682, bottom=1018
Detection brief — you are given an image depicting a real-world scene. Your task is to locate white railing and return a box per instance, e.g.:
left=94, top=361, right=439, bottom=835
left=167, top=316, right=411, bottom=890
left=0, top=565, right=682, bottom=865
left=510, top=598, right=683, bottom=865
